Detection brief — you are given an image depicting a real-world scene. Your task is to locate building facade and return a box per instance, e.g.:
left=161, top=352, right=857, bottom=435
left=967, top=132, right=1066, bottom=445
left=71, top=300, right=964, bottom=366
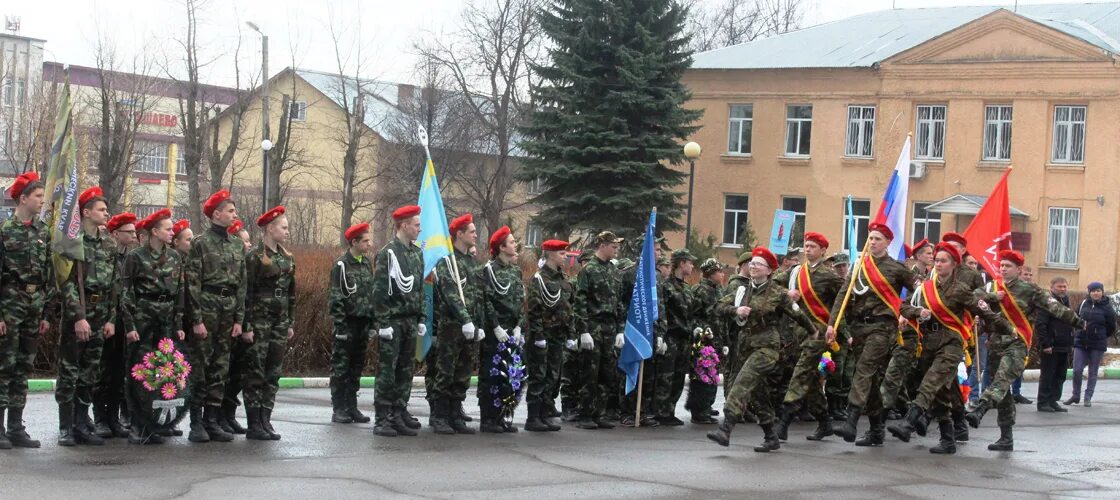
left=0, top=29, right=46, bottom=184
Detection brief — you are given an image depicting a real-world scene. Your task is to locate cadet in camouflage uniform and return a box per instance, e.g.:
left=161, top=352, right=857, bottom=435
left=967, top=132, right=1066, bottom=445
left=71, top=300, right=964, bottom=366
left=652, top=249, right=697, bottom=426
left=524, top=240, right=574, bottom=432
left=773, top=232, right=842, bottom=442
left=707, top=247, right=817, bottom=453
left=880, top=239, right=932, bottom=420
left=427, top=214, right=483, bottom=435
left=478, top=226, right=526, bottom=433
left=328, top=223, right=376, bottom=425
left=185, top=189, right=246, bottom=443
left=966, top=249, right=1084, bottom=451
left=559, top=249, right=595, bottom=421
left=220, top=219, right=251, bottom=436
left=55, top=187, right=118, bottom=447
left=719, top=253, right=751, bottom=417
left=684, top=258, right=726, bottom=424
left=573, top=231, right=625, bottom=430
left=0, top=172, right=51, bottom=450
left=824, top=253, right=854, bottom=421
left=371, top=205, right=425, bottom=437
left=619, top=237, right=667, bottom=428
left=242, top=206, right=295, bottom=441
left=92, top=212, right=138, bottom=439
left=828, top=224, right=918, bottom=446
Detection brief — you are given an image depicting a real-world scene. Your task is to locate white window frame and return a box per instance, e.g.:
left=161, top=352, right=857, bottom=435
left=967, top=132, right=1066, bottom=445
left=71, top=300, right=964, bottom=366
left=289, top=101, right=308, bottom=122
left=527, top=175, right=546, bottom=195
left=524, top=222, right=543, bottom=249
left=133, top=141, right=169, bottom=174
left=1051, top=105, right=1086, bottom=164
left=915, top=105, right=946, bottom=160
left=1, top=78, right=12, bottom=107
left=844, top=105, right=876, bottom=158
left=722, top=194, right=749, bottom=247
left=727, top=104, right=753, bottom=155
left=982, top=104, right=1013, bottom=161
left=911, top=202, right=941, bottom=243
left=784, top=104, right=812, bottom=157
left=842, top=199, right=871, bottom=252
left=1046, top=207, right=1080, bottom=267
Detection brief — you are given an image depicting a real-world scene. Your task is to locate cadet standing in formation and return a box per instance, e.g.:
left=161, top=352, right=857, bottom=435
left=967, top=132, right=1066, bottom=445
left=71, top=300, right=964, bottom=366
left=573, top=231, right=624, bottom=430
left=523, top=240, right=573, bottom=432
left=684, top=258, right=727, bottom=424
left=93, top=211, right=137, bottom=439
left=221, top=219, right=250, bottom=436
left=478, top=226, right=526, bottom=432
left=653, top=249, right=697, bottom=426
left=328, top=222, right=376, bottom=424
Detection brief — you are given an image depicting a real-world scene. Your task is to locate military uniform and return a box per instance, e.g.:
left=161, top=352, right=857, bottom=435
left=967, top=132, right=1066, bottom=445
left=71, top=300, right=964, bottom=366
left=653, top=271, right=693, bottom=424
left=328, top=250, right=375, bottom=422
left=559, top=251, right=594, bottom=421
left=428, top=248, right=484, bottom=433
left=371, top=236, right=424, bottom=435
left=573, top=255, right=624, bottom=428
left=617, top=257, right=664, bottom=427
left=242, top=243, right=295, bottom=439
left=479, top=256, right=526, bottom=431
left=684, top=274, right=724, bottom=422
left=720, top=273, right=749, bottom=398
left=525, top=262, right=573, bottom=430
left=93, top=242, right=132, bottom=438
left=879, top=262, right=929, bottom=416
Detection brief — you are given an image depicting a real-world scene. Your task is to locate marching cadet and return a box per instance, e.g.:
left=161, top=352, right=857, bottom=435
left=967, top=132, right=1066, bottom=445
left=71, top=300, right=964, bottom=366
left=684, top=258, right=727, bottom=424
left=707, top=247, right=817, bottom=452
left=719, top=252, right=752, bottom=422
left=241, top=206, right=295, bottom=441
left=93, top=212, right=139, bottom=439
left=573, top=231, right=625, bottom=430
left=328, top=223, right=375, bottom=424
left=881, top=238, right=933, bottom=421
left=479, top=226, right=526, bottom=433
left=371, top=205, right=425, bottom=437
left=220, top=219, right=250, bottom=436
left=966, top=250, right=1084, bottom=451
left=427, top=213, right=483, bottom=435
left=524, top=240, right=574, bottom=432
left=559, top=249, right=595, bottom=422
left=185, top=189, right=246, bottom=443
left=0, top=172, right=51, bottom=450
left=652, top=249, right=697, bottom=426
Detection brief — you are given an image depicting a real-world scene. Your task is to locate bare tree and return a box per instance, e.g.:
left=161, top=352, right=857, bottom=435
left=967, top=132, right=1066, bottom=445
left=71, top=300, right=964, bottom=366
left=686, top=0, right=806, bottom=52
left=0, top=55, right=55, bottom=175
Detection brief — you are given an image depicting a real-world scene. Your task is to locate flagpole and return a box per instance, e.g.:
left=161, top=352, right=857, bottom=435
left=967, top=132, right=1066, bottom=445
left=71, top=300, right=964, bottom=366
left=830, top=235, right=873, bottom=349
left=418, top=126, right=466, bottom=304
left=635, top=362, right=644, bottom=428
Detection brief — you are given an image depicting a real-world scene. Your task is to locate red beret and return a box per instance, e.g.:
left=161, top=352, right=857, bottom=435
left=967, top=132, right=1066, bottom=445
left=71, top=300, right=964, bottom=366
left=751, top=246, right=778, bottom=270
left=489, top=225, right=511, bottom=256
left=9, top=171, right=40, bottom=199
left=227, top=220, right=244, bottom=235
left=803, top=231, right=829, bottom=249
left=139, top=208, right=172, bottom=231
left=345, top=223, right=370, bottom=242
left=172, top=219, right=190, bottom=237
left=912, top=238, right=932, bottom=254
left=449, top=213, right=473, bottom=237
left=868, top=222, right=894, bottom=241
left=79, top=186, right=103, bottom=209
left=942, top=232, right=967, bottom=246
left=107, top=212, right=138, bottom=233
left=392, top=205, right=421, bottom=221
left=998, top=249, right=1024, bottom=267
left=541, top=240, right=570, bottom=252
left=203, top=189, right=232, bottom=218
left=257, top=205, right=285, bottom=227
left=935, top=242, right=962, bottom=264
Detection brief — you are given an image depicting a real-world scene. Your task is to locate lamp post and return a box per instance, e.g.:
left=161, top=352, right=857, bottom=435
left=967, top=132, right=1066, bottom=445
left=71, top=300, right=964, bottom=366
left=261, top=139, right=273, bottom=210
left=247, top=21, right=269, bottom=213
left=683, top=141, right=701, bottom=248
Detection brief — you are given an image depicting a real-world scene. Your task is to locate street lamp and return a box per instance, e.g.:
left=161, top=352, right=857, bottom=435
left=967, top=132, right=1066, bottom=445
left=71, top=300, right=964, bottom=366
left=247, top=21, right=270, bottom=213
left=683, top=141, right=701, bottom=248
left=261, top=139, right=273, bottom=211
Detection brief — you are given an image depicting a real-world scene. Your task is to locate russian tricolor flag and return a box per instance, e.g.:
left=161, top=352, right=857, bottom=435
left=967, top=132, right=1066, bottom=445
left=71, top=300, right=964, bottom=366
left=872, top=136, right=912, bottom=262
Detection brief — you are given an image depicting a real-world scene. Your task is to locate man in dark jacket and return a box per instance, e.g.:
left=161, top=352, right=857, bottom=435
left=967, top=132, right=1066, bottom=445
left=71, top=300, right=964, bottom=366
left=1035, top=277, right=1074, bottom=412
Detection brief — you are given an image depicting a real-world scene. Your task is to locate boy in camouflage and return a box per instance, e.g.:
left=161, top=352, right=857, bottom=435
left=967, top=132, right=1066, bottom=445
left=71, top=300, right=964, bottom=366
left=93, top=211, right=138, bottom=440
left=524, top=240, right=574, bottom=432
left=329, top=223, right=376, bottom=424
left=478, top=226, right=526, bottom=433
left=573, top=231, right=625, bottom=430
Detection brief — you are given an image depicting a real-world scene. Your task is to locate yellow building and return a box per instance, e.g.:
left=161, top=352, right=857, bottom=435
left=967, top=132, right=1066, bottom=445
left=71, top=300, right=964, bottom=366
left=681, top=4, right=1120, bottom=289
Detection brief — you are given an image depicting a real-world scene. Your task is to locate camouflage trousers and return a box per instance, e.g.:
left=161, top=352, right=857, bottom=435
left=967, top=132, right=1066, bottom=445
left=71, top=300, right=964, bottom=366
left=0, top=290, right=46, bottom=409
left=428, top=323, right=476, bottom=403
left=781, top=336, right=830, bottom=417
left=722, top=331, right=743, bottom=398
left=55, top=318, right=108, bottom=405
left=560, top=345, right=582, bottom=410
left=826, top=328, right=853, bottom=402
left=526, top=337, right=564, bottom=408
left=330, top=317, right=371, bottom=402
left=981, top=337, right=1028, bottom=427
left=578, top=326, right=619, bottom=418
left=846, top=320, right=898, bottom=417
left=909, top=329, right=965, bottom=416
left=242, top=320, right=289, bottom=410
left=375, top=320, right=417, bottom=407
left=723, top=337, right=780, bottom=425
left=652, top=334, right=689, bottom=417
left=94, top=330, right=127, bottom=417
left=223, top=334, right=251, bottom=410
left=880, top=327, right=920, bottom=411
left=188, top=292, right=238, bottom=408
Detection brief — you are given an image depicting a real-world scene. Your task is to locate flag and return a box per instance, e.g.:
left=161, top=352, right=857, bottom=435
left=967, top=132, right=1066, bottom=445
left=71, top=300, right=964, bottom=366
left=619, top=209, right=658, bottom=395
left=871, top=136, right=912, bottom=261
left=43, top=68, right=84, bottom=287
left=845, top=195, right=858, bottom=265
left=962, top=168, right=1013, bottom=278
left=415, top=153, right=452, bottom=361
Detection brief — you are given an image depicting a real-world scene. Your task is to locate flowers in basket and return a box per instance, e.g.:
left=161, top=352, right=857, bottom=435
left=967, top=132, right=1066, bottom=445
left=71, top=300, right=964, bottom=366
left=130, top=338, right=192, bottom=400
left=487, top=341, right=527, bottom=414
left=693, top=344, right=721, bottom=386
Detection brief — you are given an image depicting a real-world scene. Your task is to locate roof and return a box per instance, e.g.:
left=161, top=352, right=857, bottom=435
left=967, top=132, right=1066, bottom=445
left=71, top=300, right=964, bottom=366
left=923, top=193, right=1029, bottom=218
left=691, top=3, right=1120, bottom=70
left=294, top=68, right=401, bottom=137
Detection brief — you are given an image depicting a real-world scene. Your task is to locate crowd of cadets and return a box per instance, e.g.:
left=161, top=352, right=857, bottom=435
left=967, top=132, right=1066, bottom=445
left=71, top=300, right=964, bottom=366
left=0, top=174, right=1086, bottom=454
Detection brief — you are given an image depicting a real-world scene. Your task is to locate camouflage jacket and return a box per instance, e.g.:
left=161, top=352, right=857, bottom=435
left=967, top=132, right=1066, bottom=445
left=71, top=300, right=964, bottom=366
left=0, top=216, right=54, bottom=322
left=63, top=230, right=119, bottom=324
left=526, top=264, right=575, bottom=344
left=187, top=223, right=246, bottom=325
left=663, top=275, right=694, bottom=337
left=830, top=253, right=918, bottom=322
left=329, top=251, right=375, bottom=328
left=481, top=257, right=525, bottom=333
left=574, top=256, right=624, bottom=335
left=900, top=271, right=1012, bottom=338
left=433, top=248, right=485, bottom=329
left=957, top=265, right=986, bottom=292
left=119, top=244, right=185, bottom=334
left=246, top=244, right=296, bottom=331
left=776, top=261, right=843, bottom=328
left=692, top=277, right=723, bottom=330
left=372, top=237, right=425, bottom=328
left=978, top=278, right=1083, bottom=343
left=718, top=277, right=816, bottom=342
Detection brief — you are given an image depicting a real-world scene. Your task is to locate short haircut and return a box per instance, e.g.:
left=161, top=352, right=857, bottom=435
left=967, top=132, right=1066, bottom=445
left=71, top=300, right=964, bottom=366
left=1050, top=276, right=1068, bottom=286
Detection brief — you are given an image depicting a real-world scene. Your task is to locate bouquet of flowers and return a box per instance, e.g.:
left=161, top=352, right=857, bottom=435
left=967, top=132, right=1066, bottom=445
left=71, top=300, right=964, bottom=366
left=487, top=341, right=527, bottom=420
left=131, top=338, right=191, bottom=400
left=693, top=345, right=721, bottom=386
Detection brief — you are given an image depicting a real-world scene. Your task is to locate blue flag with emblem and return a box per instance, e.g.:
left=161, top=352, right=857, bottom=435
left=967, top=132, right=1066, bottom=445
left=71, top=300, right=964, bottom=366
left=415, top=126, right=451, bottom=361
left=619, top=209, right=658, bottom=395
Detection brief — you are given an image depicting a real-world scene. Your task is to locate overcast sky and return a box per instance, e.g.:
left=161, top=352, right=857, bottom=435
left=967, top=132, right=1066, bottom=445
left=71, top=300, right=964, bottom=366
left=5, top=0, right=1106, bottom=87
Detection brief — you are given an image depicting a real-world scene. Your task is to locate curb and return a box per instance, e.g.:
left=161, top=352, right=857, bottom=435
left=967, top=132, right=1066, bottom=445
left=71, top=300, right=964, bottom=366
left=28, top=376, right=480, bottom=393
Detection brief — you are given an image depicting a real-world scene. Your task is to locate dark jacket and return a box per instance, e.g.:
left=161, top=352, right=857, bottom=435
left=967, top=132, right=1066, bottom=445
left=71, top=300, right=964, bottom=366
left=1075, top=296, right=1116, bottom=351
left=1035, top=293, right=1075, bottom=353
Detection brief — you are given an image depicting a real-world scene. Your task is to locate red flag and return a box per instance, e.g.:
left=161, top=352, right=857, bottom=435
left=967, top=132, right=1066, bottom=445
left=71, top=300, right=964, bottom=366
left=962, top=168, right=1013, bottom=278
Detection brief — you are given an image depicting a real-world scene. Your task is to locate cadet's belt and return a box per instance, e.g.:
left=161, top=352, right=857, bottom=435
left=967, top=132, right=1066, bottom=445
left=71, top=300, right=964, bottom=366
left=5, top=283, right=42, bottom=294
left=139, top=292, right=175, bottom=303
left=203, top=285, right=238, bottom=298
left=255, top=287, right=289, bottom=299
left=854, top=314, right=895, bottom=324
left=86, top=293, right=104, bottom=304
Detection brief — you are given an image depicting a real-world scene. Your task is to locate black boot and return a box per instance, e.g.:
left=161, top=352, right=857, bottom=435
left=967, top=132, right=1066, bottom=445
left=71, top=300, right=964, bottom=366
left=107, top=402, right=129, bottom=438
left=430, top=399, right=456, bottom=435
left=834, top=405, right=862, bottom=443
left=754, top=423, right=781, bottom=453
left=914, top=409, right=931, bottom=437
left=203, top=406, right=234, bottom=442
left=458, top=404, right=474, bottom=422
left=706, top=413, right=737, bottom=447
left=397, top=405, right=422, bottom=430
left=449, top=400, right=476, bottom=434
left=929, top=420, right=956, bottom=454
left=372, top=404, right=398, bottom=437
left=806, top=413, right=834, bottom=441
left=525, top=403, right=551, bottom=432
left=952, top=407, right=969, bottom=442
left=965, top=399, right=990, bottom=428
left=262, top=408, right=281, bottom=440
left=222, top=402, right=246, bottom=435
left=829, top=396, right=847, bottom=422
left=57, top=404, right=77, bottom=447
left=774, top=403, right=797, bottom=441
left=561, top=401, right=577, bottom=422
left=855, top=414, right=885, bottom=447
left=93, top=401, right=113, bottom=439
left=426, top=398, right=436, bottom=427
left=127, top=421, right=145, bottom=445
left=331, top=390, right=354, bottom=423
left=5, top=406, right=39, bottom=448
left=188, top=406, right=210, bottom=442
left=73, top=404, right=105, bottom=445
left=388, top=407, right=418, bottom=436
left=480, top=416, right=505, bottom=433
left=0, top=409, right=10, bottom=449
left=887, top=406, right=923, bottom=443
left=347, top=391, right=371, bottom=424
left=988, top=425, right=1014, bottom=451
left=245, top=407, right=272, bottom=440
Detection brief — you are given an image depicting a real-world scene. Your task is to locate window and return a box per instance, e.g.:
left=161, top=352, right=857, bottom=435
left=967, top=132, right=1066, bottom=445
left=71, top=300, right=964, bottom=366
left=912, top=202, right=941, bottom=243
left=1, top=79, right=11, bottom=107
left=16, top=79, right=25, bottom=108
left=527, top=175, right=546, bottom=195
left=1052, top=105, right=1086, bottom=164
left=134, top=141, right=169, bottom=174
left=289, top=101, right=307, bottom=122
left=842, top=199, right=871, bottom=252
left=983, top=105, right=1012, bottom=161
left=727, top=104, right=753, bottom=155
left=524, top=222, right=543, bottom=249
left=784, top=105, right=812, bottom=156
left=844, top=105, right=875, bottom=157
left=722, top=195, right=749, bottom=246
left=1046, top=207, right=1080, bottom=267
left=782, top=196, right=806, bottom=246
left=915, top=105, right=946, bottom=160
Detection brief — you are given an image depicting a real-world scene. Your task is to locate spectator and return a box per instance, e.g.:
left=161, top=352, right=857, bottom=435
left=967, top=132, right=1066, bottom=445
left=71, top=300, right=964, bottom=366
left=1035, top=277, right=1074, bottom=412
left=1067, top=281, right=1116, bottom=407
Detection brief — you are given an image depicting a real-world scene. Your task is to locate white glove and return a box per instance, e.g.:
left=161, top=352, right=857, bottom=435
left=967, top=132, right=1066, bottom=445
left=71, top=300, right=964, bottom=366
left=475, top=328, right=486, bottom=341
left=722, top=346, right=730, bottom=356
left=579, top=332, right=594, bottom=351
left=495, top=326, right=510, bottom=343
left=692, top=327, right=703, bottom=338
left=418, top=323, right=427, bottom=337
left=565, top=339, right=578, bottom=351
left=656, top=337, right=667, bottom=355
left=378, top=327, right=393, bottom=340
left=614, top=333, right=625, bottom=349
left=461, top=322, right=476, bottom=340
left=513, top=326, right=523, bottom=345
left=534, top=339, right=547, bottom=349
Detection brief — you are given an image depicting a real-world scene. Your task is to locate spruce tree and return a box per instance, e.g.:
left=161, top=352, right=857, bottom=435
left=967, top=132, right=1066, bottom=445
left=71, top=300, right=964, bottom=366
left=518, top=0, right=702, bottom=240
